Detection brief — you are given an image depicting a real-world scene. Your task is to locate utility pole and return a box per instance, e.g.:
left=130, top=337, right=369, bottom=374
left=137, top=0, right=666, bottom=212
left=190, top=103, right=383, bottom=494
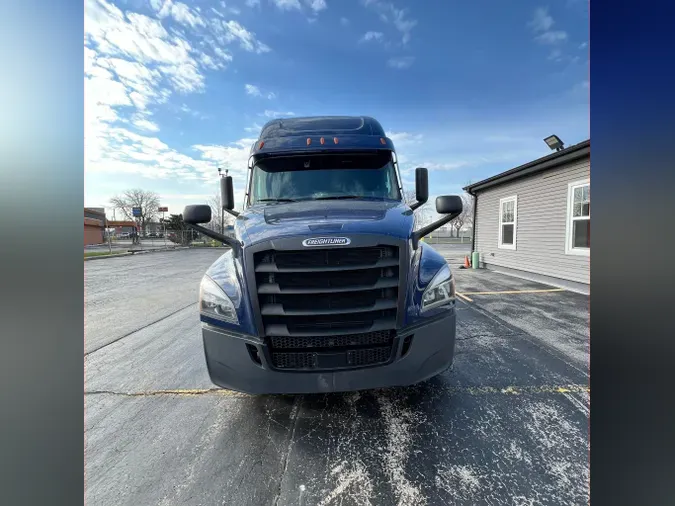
left=218, top=167, right=225, bottom=239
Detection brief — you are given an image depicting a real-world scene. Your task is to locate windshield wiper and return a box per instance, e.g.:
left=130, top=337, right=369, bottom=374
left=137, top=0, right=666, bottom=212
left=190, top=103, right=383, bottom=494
left=312, top=195, right=365, bottom=200
left=257, top=198, right=298, bottom=203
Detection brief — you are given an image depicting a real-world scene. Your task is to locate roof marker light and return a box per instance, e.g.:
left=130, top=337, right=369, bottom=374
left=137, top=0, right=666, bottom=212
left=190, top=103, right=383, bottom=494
left=307, top=138, right=312, bottom=145
left=259, top=141, right=264, bottom=149
left=320, top=137, right=325, bottom=145
left=380, top=137, right=386, bottom=145
left=333, top=137, right=339, bottom=144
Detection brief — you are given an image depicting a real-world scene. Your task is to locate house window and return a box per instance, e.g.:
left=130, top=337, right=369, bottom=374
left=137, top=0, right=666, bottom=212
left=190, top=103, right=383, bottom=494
left=498, top=196, right=517, bottom=250
left=566, top=179, right=590, bottom=255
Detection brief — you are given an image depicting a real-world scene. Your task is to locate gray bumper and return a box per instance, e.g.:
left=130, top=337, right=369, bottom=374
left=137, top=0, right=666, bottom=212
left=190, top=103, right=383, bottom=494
left=201, top=311, right=456, bottom=394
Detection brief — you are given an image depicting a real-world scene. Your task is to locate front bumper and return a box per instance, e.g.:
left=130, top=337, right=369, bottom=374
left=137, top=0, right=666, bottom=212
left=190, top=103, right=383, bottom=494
left=201, top=311, right=456, bottom=394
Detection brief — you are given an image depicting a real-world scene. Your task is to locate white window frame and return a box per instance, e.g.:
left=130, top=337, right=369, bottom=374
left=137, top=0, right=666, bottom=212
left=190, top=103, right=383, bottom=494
left=498, top=195, right=517, bottom=250
left=565, top=178, right=590, bottom=256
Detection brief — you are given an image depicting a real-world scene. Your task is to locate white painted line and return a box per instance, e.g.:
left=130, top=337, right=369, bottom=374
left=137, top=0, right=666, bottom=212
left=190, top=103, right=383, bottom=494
left=562, top=392, right=590, bottom=417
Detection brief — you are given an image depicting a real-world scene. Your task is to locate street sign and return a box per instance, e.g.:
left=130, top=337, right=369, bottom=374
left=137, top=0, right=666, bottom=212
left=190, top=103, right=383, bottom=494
left=158, top=206, right=168, bottom=212
left=132, top=207, right=142, bottom=217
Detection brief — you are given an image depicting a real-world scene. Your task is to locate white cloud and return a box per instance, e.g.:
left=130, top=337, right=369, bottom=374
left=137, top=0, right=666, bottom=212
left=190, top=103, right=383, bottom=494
left=198, top=53, right=219, bottom=70
left=88, top=123, right=254, bottom=186
left=84, top=0, right=272, bottom=198
left=361, top=31, right=384, bottom=42
left=263, top=110, right=296, bottom=118
left=245, top=122, right=264, bottom=133
left=530, top=7, right=567, bottom=46
left=218, top=20, right=271, bottom=53
left=86, top=4, right=193, bottom=65
left=547, top=48, right=563, bottom=61
left=305, top=0, right=327, bottom=13
left=386, top=131, right=422, bottom=145
left=537, top=30, right=568, bottom=44
left=160, top=193, right=212, bottom=200
left=340, top=17, right=349, bottom=25
left=133, top=117, right=160, bottom=132
left=153, top=0, right=205, bottom=28
left=529, top=7, right=553, bottom=32
left=268, top=0, right=326, bottom=14
left=245, top=84, right=262, bottom=96
left=159, top=62, right=204, bottom=93
left=179, top=103, right=210, bottom=119
left=245, top=0, right=261, bottom=6
left=579, top=41, right=588, bottom=49
left=387, top=56, right=414, bottom=69
left=271, top=0, right=302, bottom=10
left=362, top=0, right=417, bottom=44
left=214, top=47, right=234, bottom=63
left=246, top=84, right=276, bottom=99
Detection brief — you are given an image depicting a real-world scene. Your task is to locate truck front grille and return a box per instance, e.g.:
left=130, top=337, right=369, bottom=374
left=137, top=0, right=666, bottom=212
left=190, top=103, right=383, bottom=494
left=253, top=245, right=400, bottom=371
left=270, top=330, right=393, bottom=350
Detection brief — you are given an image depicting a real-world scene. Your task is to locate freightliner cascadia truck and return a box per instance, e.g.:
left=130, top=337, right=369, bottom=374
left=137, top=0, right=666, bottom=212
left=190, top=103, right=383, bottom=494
left=182, top=116, right=463, bottom=394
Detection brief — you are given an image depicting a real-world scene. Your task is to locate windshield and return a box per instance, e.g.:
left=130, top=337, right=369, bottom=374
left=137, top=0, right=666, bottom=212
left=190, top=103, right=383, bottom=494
left=249, top=152, right=401, bottom=204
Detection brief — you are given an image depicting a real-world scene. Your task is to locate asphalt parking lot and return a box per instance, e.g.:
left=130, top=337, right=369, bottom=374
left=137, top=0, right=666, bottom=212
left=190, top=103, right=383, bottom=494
left=85, top=246, right=589, bottom=506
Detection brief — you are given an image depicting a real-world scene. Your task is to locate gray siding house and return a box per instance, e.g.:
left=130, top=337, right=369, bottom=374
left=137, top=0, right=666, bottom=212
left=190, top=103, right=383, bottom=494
left=464, top=139, right=590, bottom=293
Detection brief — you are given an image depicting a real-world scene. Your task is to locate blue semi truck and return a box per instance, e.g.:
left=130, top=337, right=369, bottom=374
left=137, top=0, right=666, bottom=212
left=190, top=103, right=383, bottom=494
left=182, top=116, right=463, bottom=394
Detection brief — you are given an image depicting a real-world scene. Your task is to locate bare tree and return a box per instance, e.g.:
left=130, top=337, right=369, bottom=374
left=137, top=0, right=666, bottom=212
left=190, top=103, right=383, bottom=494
left=206, top=192, right=235, bottom=233
left=403, top=189, right=433, bottom=231
left=451, top=193, right=474, bottom=238
left=109, top=189, right=160, bottom=233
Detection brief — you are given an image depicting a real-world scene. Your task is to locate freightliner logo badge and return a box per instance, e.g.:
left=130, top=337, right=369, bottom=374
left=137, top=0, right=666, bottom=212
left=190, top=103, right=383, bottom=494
left=302, top=237, right=351, bottom=247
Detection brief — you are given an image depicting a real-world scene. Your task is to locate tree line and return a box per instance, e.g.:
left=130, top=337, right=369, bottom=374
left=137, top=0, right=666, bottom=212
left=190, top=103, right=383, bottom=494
left=109, top=188, right=234, bottom=233
left=110, top=187, right=473, bottom=236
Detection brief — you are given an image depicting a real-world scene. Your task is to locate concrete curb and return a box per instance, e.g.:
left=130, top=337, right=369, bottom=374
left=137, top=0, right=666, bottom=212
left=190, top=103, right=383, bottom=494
left=84, top=245, right=229, bottom=262
left=84, top=247, right=188, bottom=261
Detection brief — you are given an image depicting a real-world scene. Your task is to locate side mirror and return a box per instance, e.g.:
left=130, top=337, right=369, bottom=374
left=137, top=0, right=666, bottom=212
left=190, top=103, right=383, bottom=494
left=221, top=175, right=235, bottom=210
left=411, top=194, right=464, bottom=250
left=183, top=205, right=212, bottom=224
left=415, top=167, right=428, bottom=205
left=436, top=195, right=463, bottom=215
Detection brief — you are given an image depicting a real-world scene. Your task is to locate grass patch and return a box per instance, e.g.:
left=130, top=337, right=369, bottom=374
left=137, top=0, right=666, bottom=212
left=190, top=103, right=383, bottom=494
left=190, top=241, right=225, bottom=248
left=84, top=251, right=127, bottom=258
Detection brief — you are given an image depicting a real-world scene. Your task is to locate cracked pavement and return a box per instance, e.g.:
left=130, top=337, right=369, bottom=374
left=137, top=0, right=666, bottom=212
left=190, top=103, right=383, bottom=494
left=85, top=246, right=589, bottom=506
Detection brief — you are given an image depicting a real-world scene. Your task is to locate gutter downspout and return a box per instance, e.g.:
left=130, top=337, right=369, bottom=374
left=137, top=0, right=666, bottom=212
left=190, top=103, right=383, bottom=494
left=469, top=190, right=477, bottom=252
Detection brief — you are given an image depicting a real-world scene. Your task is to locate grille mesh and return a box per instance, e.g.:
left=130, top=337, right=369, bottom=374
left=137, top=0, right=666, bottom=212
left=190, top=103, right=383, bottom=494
left=272, top=352, right=317, bottom=369
left=347, top=347, right=392, bottom=367
left=271, top=330, right=393, bottom=350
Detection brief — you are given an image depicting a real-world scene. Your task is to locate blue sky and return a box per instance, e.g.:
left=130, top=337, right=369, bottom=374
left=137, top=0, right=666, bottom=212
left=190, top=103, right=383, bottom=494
left=85, top=0, right=589, bottom=217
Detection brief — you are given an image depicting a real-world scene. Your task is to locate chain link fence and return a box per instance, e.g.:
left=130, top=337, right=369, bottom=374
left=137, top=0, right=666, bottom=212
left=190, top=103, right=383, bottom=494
left=85, top=230, right=233, bottom=257
left=420, top=230, right=472, bottom=245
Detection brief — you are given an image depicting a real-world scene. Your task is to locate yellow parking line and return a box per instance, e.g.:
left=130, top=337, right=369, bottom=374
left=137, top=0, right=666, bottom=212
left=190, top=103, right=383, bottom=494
left=85, top=388, right=249, bottom=398
left=455, top=292, right=473, bottom=303
left=86, top=384, right=588, bottom=397
left=459, top=288, right=566, bottom=296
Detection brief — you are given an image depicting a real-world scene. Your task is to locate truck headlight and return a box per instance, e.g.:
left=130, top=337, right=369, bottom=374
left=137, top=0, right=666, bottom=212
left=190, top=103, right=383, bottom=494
left=421, top=264, right=455, bottom=312
left=199, top=275, right=239, bottom=324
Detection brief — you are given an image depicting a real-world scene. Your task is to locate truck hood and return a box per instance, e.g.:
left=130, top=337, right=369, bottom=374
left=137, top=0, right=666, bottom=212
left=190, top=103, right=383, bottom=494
left=238, top=199, right=414, bottom=245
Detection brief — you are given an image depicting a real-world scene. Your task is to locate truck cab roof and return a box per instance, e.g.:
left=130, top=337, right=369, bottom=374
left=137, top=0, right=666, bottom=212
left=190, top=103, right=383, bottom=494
left=250, top=115, right=395, bottom=157
left=259, top=116, right=386, bottom=139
